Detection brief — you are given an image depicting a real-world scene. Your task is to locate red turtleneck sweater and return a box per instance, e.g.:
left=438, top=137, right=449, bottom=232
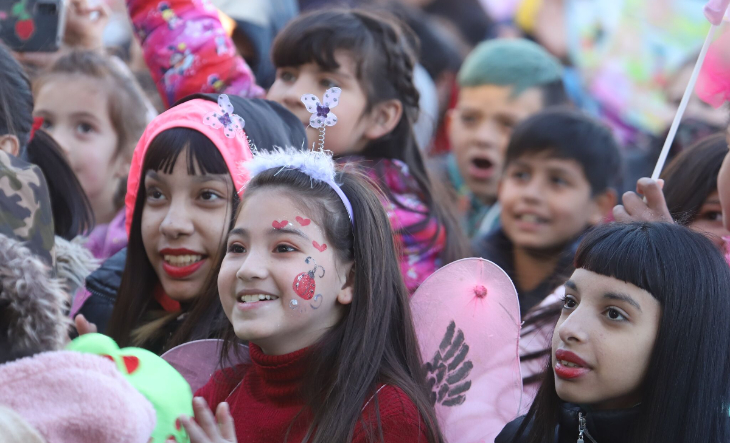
left=196, top=344, right=429, bottom=442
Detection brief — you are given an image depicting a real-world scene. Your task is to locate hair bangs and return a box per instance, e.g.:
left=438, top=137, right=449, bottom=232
left=272, top=10, right=375, bottom=78
left=143, top=127, right=228, bottom=177
left=574, top=223, right=666, bottom=300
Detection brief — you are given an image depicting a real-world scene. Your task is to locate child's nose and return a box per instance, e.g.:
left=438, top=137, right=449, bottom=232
left=159, top=200, right=194, bottom=239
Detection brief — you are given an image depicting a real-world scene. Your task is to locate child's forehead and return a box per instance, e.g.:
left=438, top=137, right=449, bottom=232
left=457, top=84, right=544, bottom=112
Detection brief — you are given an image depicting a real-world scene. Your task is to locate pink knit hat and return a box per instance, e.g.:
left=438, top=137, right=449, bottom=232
left=125, top=98, right=253, bottom=234
left=0, top=351, right=156, bottom=443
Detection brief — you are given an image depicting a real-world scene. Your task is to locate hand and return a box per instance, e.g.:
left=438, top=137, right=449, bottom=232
left=64, top=0, right=110, bottom=50
left=180, top=398, right=237, bottom=443
left=74, top=314, right=98, bottom=336
left=613, top=178, right=673, bottom=223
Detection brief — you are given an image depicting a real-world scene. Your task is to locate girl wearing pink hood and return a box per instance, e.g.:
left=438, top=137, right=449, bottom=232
left=76, top=94, right=306, bottom=354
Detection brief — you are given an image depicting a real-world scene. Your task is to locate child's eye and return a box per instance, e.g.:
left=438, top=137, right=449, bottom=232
left=275, top=244, right=297, bottom=253
left=701, top=211, right=723, bottom=222
left=604, top=307, right=627, bottom=322
left=227, top=243, right=246, bottom=254
left=459, top=114, right=478, bottom=126
left=320, top=78, right=339, bottom=89
left=551, top=176, right=569, bottom=186
left=41, top=120, right=52, bottom=130
left=200, top=190, right=223, bottom=201
left=561, top=296, right=577, bottom=310
left=76, top=122, right=94, bottom=135
left=145, top=187, right=165, bottom=202
left=512, top=171, right=530, bottom=181
left=278, top=70, right=296, bottom=83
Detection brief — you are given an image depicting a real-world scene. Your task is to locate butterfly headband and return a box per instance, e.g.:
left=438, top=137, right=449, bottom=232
left=242, top=88, right=353, bottom=224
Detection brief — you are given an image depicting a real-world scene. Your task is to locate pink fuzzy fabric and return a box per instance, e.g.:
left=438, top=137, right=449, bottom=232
left=0, top=351, right=156, bottom=443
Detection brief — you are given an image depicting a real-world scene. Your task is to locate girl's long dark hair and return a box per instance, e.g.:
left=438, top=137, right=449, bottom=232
left=107, top=127, right=236, bottom=350
left=185, top=167, right=444, bottom=442
left=662, top=132, right=728, bottom=225
left=514, top=222, right=730, bottom=443
left=272, top=8, right=470, bottom=265
left=0, top=44, right=94, bottom=239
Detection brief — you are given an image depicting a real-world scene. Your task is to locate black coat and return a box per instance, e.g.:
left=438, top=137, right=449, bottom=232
left=495, top=403, right=640, bottom=443
left=78, top=248, right=126, bottom=334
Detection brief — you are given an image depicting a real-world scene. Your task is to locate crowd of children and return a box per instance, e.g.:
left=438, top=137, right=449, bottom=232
left=1, top=0, right=730, bottom=442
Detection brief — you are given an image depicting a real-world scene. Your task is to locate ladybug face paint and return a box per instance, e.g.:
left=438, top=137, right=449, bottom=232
left=310, top=294, right=323, bottom=310
left=292, top=256, right=325, bottom=300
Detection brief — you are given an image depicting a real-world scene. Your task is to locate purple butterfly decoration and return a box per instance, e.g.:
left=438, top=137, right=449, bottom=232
left=203, top=94, right=245, bottom=139
left=301, top=87, right=341, bottom=129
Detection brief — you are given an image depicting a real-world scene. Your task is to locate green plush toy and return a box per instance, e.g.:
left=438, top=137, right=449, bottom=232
left=67, top=333, right=193, bottom=443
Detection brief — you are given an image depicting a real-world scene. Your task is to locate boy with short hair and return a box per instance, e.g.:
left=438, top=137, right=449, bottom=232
left=445, top=38, right=570, bottom=238
left=474, top=108, right=621, bottom=316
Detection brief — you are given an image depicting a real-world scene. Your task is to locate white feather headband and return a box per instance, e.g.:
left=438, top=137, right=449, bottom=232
left=242, top=147, right=354, bottom=223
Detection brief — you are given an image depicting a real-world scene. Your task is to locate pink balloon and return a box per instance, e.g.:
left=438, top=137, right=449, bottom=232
left=705, top=0, right=730, bottom=25
left=411, top=258, right=523, bottom=443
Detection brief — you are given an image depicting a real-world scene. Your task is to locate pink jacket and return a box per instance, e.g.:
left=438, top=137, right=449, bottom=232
left=127, top=0, right=263, bottom=108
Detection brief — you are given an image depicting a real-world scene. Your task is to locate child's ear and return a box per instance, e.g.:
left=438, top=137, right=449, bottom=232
left=589, top=188, right=618, bottom=225
left=0, top=135, right=20, bottom=157
left=336, top=265, right=355, bottom=306
left=113, top=153, right=132, bottom=179
left=364, top=99, right=403, bottom=141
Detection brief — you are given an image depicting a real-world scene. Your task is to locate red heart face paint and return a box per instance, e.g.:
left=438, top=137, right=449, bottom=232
left=272, top=220, right=289, bottom=229
left=296, top=216, right=311, bottom=226
left=313, top=241, right=327, bottom=252
left=292, top=256, right=325, bottom=300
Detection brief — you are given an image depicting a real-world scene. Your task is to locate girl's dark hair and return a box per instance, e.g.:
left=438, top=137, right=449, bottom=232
left=107, top=127, right=237, bottom=350
left=186, top=166, right=445, bottom=443
left=272, top=8, right=470, bottom=265
left=0, top=44, right=94, bottom=239
left=514, top=222, right=730, bottom=443
left=22, top=130, right=94, bottom=239
left=662, top=133, right=728, bottom=225
left=34, top=50, right=149, bottom=212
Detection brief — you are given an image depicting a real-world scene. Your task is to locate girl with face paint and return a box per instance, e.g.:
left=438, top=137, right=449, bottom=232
left=497, top=222, right=730, bottom=443
left=179, top=149, right=444, bottom=443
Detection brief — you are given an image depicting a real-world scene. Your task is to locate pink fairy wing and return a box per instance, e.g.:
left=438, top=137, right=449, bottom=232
left=203, top=111, right=223, bottom=129
left=411, top=258, right=523, bottom=443
left=301, top=94, right=321, bottom=114
left=161, top=339, right=250, bottom=393
left=322, top=87, right=341, bottom=109
left=217, top=94, right=235, bottom=115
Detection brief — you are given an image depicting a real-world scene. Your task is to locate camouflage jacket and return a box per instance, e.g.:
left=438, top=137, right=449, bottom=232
left=0, top=151, right=55, bottom=266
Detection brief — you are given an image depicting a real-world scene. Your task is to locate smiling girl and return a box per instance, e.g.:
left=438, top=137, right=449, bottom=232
left=497, top=222, right=730, bottom=443
left=76, top=94, right=306, bottom=352
left=126, top=3, right=469, bottom=293
left=178, top=148, right=443, bottom=443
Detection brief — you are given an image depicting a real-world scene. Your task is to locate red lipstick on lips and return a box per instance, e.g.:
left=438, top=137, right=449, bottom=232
left=554, top=349, right=591, bottom=380
left=160, top=248, right=206, bottom=279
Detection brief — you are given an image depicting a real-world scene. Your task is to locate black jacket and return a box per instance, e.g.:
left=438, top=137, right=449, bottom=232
left=78, top=248, right=126, bottom=334
left=495, top=403, right=640, bottom=443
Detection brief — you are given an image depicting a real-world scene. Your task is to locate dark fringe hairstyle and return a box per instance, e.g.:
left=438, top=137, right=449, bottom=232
left=107, top=127, right=236, bottom=351
left=512, top=222, right=730, bottom=443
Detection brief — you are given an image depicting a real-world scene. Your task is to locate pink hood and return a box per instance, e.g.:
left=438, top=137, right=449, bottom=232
left=125, top=99, right=253, bottom=234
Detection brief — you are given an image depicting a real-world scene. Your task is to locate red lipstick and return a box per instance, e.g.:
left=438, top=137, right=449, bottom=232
left=554, top=349, right=591, bottom=380
left=159, top=248, right=206, bottom=279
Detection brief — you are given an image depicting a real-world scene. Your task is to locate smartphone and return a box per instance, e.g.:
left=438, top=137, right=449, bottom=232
left=0, top=0, right=66, bottom=52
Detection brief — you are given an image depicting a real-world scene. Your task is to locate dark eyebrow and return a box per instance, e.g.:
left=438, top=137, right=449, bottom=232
left=565, top=280, right=578, bottom=291
left=270, top=226, right=309, bottom=240
left=604, top=292, right=642, bottom=312
left=191, top=174, right=228, bottom=184
left=227, top=228, right=246, bottom=241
